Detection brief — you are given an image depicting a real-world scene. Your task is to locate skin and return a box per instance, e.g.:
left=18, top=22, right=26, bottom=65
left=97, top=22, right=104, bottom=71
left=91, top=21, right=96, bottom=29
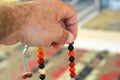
left=0, top=0, right=77, bottom=50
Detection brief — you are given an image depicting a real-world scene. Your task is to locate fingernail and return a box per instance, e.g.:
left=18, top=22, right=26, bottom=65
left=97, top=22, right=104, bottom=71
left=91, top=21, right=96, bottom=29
left=66, top=32, right=74, bottom=44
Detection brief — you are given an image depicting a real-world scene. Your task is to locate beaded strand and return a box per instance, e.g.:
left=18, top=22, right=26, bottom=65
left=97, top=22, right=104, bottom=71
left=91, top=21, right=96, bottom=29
left=22, top=45, right=32, bottom=80
left=22, top=42, right=76, bottom=80
left=37, top=48, right=46, bottom=80
left=68, top=43, right=76, bottom=79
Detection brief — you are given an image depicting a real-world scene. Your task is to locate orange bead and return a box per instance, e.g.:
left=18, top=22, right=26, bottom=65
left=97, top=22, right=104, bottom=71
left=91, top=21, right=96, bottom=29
left=38, top=48, right=44, bottom=53
left=68, top=51, right=74, bottom=56
left=69, top=67, right=75, bottom=73
left=38, top=54, right=44, bottom=58
left=38, top=52, right=44, bottom=55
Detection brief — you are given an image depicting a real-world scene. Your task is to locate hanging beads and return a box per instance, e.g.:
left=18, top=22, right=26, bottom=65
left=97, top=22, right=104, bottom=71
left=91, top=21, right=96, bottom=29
left=22, top=72, right=32, bottom=79
left=22, top=45, right=32, bottom=80
left=22, top=73, right=28, bottom=79
left=68, top=43, right=76, bottom=78
left=22, top=42, right=76, bottom=80
left=37, top=48, right=46, bottom=80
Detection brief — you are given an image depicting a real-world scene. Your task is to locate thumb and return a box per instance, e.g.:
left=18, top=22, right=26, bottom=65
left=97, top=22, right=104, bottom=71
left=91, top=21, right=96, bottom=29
left=50, top=29, right=74, bottom=51
left=65, top=31, right=74, bottom=44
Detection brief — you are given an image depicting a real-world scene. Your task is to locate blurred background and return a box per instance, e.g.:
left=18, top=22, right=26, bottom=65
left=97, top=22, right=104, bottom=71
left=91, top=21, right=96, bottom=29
left=0, top=0, right=120, bottom=80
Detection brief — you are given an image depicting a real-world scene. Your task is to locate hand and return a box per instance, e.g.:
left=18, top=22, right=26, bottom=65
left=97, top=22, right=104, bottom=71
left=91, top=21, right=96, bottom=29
left=0, top=0, right=78, bottom=49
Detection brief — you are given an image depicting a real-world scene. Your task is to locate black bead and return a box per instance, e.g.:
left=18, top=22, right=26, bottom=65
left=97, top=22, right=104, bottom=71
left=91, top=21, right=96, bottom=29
left=39, top=64, right=45, bottom=69
left=39, top=74, right=46, bottom=79
left=68, top=45, right=74, bottom=51
left=69, top=56, right=75, bottom=62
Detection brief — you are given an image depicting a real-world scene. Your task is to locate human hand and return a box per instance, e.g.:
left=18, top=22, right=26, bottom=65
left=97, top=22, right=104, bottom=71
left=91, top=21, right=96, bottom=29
left=0, top=0, right=78, bottom=49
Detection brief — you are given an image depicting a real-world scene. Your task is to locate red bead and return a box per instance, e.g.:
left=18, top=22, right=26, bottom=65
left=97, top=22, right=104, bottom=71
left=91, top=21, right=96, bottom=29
left=28, top=73, right=33, bottom=78
left=70, top=72, right=76, bottom=78
left=68, top=51, right=74, bottom=56
left=69, top=62, right=75, bottom=67
left=38, top=59, right=44, bottom=64
left=69, top=67, right=75, bottom=73
left=22, top=74, right=28, bottom=79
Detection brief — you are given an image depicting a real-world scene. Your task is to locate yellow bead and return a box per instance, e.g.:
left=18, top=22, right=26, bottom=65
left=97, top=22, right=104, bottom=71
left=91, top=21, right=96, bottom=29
left=38, top=69, right=45, bottom=74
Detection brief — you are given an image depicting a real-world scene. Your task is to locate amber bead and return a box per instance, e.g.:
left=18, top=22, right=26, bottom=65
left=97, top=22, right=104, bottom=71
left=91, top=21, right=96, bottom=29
left=38, top=59, right=44, bottom=64
left=68, top=51, right=74, bottom=56
left=69, top=62, right=75, bottom=67
left=39, top=69, right=45, bottom=74
left=28, top=73, right=32, bottom=78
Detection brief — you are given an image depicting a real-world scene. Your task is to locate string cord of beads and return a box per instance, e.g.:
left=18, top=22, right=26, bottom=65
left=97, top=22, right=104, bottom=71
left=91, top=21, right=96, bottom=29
left=22, top=42, right=76, bottom=80
left=68, top=43, right=76, bottom=79
left=22, top=45, right=32, bottom=80
left=38, top=48, right=46, bottom=80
